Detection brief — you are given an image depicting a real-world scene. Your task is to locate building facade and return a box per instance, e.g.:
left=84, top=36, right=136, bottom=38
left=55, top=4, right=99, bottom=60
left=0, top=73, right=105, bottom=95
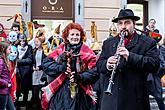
left=0, top=0, right=164, bottom=44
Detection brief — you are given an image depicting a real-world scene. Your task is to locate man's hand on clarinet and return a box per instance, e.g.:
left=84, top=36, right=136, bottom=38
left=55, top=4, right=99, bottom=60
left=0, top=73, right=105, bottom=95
left=106, top=56, right=118, bottom=71
left=116, top=47, right=129, bottom=61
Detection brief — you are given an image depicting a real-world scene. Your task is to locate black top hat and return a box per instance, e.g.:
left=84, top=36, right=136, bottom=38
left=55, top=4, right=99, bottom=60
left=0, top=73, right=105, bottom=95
left=112, top=9, right=140, bottom=23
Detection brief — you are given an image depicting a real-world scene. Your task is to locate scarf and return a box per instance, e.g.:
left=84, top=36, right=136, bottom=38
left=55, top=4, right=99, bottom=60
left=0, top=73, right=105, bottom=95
left=18, top=45, right=28, bottom=59
left=124, top=32, right=136, bottom=46
left=41, top=42, right=97, bottom=110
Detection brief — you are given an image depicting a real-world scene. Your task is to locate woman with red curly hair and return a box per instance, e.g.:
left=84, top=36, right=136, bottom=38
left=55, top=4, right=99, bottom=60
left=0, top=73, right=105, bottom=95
left=41, top=23, right=99, bottom=110
left=62, top=23, right=85, bottom=44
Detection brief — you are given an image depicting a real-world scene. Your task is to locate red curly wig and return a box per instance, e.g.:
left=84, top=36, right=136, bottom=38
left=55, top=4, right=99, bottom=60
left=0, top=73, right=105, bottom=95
left=62, top=23, right=85, bottom=43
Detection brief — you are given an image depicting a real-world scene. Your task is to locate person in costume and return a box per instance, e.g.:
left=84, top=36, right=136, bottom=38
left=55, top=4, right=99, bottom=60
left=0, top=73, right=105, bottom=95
left=28, top=21, right=46, bottom=48
left=0, top=37, right=15, bottom=110
left=8, top=13, right=26, bottom=35
left=8, top=45, right=18, bottom=102
left=48, top=24, right=63, bottom=54
left=16, top=34, right=33, bottom=109
left=0, top=23, right=7, bottom=39
left=7, top=31, right=18, bottom=45
left=11, top=22, right=20, bottom=35
left=8, top=13, right=28, bottom=47
left=35, top=28, right=49, bottom=56
left=6, top=30, right=18, bottom=102
left=41, top=23, right=99, bottom=110
left=97, top=9, right=160, bottom=110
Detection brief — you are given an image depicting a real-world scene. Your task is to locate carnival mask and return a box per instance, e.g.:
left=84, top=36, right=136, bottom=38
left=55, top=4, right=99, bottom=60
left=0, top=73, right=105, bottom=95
left=8, top=31, right=18, bottom=43
left=7, top=45, right=18, bottom=61
left=53, top=33, right=61, bottom=39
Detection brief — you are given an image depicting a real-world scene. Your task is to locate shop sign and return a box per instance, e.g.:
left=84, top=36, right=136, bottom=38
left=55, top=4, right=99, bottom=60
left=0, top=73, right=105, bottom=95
left=32, top=0, right=74, bottom=20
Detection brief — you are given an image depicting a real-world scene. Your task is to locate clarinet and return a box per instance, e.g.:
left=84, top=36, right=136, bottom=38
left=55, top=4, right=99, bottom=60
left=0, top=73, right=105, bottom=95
left=66, top=51, right=78, bottom=99
left=104, top=31, right=126, bottom=95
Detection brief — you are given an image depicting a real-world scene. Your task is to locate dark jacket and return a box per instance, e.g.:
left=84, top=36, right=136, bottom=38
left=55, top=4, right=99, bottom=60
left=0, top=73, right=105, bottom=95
left=97, top=33, right=160, bottom=110
left=42, top=43, right=99, bottom=110
left=159, top=44, right=165, bottom=77
left=144, top=27, right=159, bottom=34
left=16, top=45, right=33, bottom=93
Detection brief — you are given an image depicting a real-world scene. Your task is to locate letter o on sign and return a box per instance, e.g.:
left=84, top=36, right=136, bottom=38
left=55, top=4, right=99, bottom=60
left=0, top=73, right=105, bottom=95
left=48, top=0, right=58, bottom=5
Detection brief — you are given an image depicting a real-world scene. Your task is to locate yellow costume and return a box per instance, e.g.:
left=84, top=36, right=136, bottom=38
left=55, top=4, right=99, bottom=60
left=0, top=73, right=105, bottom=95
left=36, top=28, right=49, bottom=56
left=48, top=24, right=63, bottom=54
left=90, top=21, right=101, bottom=51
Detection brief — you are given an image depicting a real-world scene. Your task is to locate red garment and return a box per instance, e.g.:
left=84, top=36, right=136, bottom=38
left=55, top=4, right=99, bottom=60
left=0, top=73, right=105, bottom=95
left=41, top=43, right=97, bottom=110
left=124, top=32, right=136, bottom=46
left=0, top=23, right=7, bottom=39
left=0, top=32, right=7, bottom=39
left=41, top=74, right=66, bottom=110
left=9, top=61, right=17, bottom=101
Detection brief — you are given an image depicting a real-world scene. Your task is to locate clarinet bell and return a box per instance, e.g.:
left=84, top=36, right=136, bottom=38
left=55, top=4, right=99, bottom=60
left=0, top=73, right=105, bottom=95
left=104, top=80, right=113, bottom=95
left=104, top=88, right=112, bottom=95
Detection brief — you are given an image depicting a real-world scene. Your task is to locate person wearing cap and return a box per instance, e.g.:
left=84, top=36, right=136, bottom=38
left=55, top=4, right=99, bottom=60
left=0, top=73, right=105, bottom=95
left=97, top=9, right=160, bottom=110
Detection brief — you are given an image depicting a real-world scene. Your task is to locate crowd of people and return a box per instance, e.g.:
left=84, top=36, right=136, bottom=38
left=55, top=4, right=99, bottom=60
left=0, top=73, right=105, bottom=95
left=0, top=8, right=165, bottom=110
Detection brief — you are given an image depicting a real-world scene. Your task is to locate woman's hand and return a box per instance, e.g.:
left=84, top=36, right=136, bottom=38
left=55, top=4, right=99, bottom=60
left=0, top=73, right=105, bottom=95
left=65, top=63, right=71, bottom=75
left=70, top=71, right=76, bottom=83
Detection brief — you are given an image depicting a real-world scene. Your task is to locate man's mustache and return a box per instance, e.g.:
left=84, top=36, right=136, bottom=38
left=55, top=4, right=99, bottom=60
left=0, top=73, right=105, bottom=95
left=120, top=30, right=129, bottom=33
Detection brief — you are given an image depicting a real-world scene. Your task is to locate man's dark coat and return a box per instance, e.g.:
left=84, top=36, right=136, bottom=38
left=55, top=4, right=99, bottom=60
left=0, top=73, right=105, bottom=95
left=97, top=33, right=160, bottom=110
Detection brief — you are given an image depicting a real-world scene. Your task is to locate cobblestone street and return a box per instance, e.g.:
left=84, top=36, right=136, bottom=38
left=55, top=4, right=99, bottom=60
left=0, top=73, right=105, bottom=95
left=150, top=97, right=165, bottom=110
left=16, top=91, right=165, bottom=110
